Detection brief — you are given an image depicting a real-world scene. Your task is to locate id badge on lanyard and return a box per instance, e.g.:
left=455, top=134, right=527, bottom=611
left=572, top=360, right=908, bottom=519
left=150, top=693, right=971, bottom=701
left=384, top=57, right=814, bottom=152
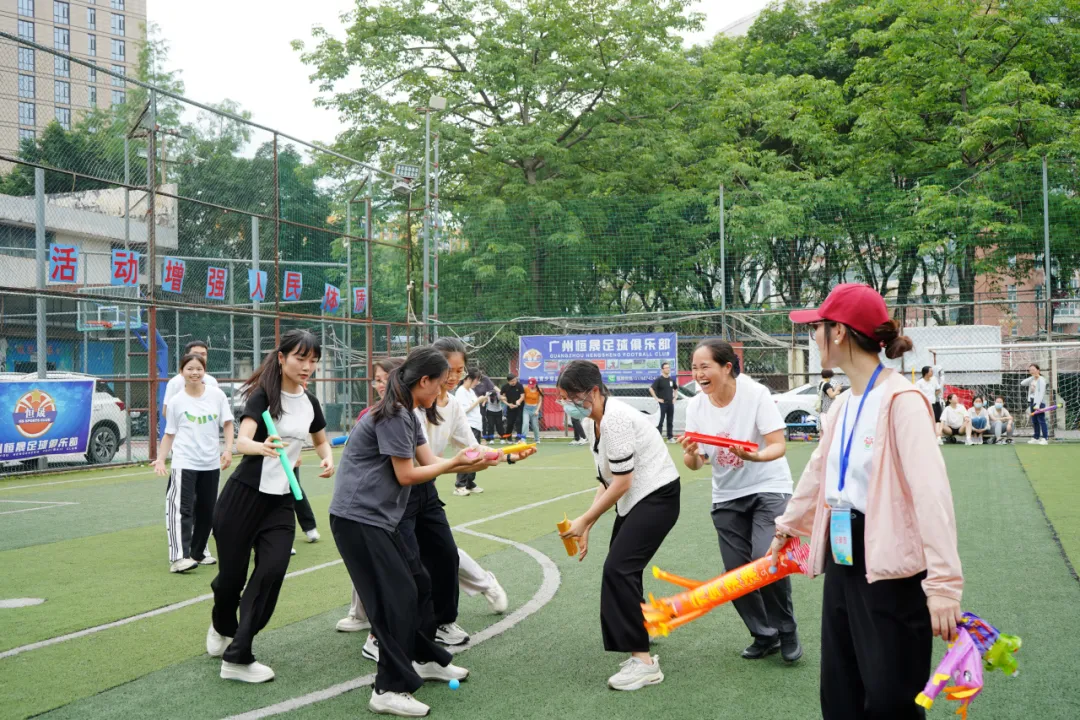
left=831, top=364, right=883, bottom=567
left=830, top=508, right=853, bottom=566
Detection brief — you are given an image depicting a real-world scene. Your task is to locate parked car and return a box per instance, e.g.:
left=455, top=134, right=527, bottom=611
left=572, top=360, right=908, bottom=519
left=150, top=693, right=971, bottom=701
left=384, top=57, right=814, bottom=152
left=605, top=383, right=698, bottom=435
left=1, top=372, right=130, bottom=465
left=772, top=383, right=822, bottom=425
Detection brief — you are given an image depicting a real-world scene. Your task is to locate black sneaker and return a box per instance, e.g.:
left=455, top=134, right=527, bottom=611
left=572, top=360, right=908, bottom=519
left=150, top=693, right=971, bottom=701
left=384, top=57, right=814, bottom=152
left=741, top=636, right=781, bottom=659
left=780, top=631, right=803, bottom=663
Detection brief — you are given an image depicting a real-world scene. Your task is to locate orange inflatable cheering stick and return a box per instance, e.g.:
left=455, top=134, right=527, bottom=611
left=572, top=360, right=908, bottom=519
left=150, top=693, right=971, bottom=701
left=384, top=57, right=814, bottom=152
left=642, top=538, right=811, bottom=637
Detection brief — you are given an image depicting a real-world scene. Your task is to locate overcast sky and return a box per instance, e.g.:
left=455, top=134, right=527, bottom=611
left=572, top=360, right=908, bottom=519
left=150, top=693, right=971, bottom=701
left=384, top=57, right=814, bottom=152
left=147, top=0, right=772, bottom=146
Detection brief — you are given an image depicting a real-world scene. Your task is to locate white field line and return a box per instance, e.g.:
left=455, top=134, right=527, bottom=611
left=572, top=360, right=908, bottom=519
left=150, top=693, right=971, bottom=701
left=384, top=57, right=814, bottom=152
left=0, top=485, right=589, bottom=660
left=0, top=500, right=79, bottom=516
left=223, top=526, right=561, bottom=720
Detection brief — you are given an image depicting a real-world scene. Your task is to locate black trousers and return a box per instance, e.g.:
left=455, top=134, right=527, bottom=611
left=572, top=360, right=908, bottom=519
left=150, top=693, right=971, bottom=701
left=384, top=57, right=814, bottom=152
left=570, top=417, right=586, bottom=441
left=210, top=479, right=295, bottom=665
left=711, top=492, right=797, bottom=640
left=505, top=405, right=523, bottom=438
left=483, top=409, right=505, bottom=441
left=656, top=402, right=675, bottom=439
left=400, top=482, right=460, bottom=626
left=601, top=480, right=681, bottom=653
left=331, top=515, right=452, bottom=693
left=292, top=468, right=317, bottom=533
left=821, top=512, right=932, bottom=719
left=456, top=428, right=483, bottom=489
left=165, top=467, right=219, bottom=562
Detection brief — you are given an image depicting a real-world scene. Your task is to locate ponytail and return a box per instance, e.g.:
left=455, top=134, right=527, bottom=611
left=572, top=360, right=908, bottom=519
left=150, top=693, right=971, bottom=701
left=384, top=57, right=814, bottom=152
left=370, top=346, right=449, bottom=425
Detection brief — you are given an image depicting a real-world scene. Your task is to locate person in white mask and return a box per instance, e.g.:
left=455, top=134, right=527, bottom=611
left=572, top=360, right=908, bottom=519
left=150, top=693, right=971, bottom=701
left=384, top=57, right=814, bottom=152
left=987, top=397, right=1014, bottom=445
left=967, top=396, right=990, bottom=445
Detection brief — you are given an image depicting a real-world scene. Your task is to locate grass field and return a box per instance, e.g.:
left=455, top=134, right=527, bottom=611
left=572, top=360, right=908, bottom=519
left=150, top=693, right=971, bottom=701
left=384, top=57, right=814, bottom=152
left=2, top=441, right=1079, bottom=720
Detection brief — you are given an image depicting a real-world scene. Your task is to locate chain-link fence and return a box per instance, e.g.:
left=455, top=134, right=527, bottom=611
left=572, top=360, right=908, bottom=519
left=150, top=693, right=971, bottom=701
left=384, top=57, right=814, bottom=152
left=0, top=32, right=420, bottom=473
left=4, top=27, right=1080, bottom=472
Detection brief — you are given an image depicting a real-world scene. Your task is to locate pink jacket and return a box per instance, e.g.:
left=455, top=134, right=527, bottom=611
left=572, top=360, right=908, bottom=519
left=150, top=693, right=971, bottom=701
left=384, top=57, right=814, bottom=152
left=775, top=370, right=964, bottom=601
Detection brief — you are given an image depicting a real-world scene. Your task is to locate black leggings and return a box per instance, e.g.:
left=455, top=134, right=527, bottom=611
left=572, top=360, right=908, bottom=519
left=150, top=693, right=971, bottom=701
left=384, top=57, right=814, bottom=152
left=331, top=515, right=452, bottom=693
left=601, top=480, right=681, bottom=653
left=821, top=512, right=932, bottom=719
left=292, top=468, right=316, bottom=533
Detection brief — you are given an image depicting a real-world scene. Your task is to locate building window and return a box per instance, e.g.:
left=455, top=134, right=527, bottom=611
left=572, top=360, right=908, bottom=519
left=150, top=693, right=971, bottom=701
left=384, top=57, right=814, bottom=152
left=55, top=56, right=70, bottom=77
left=111, top=89, right=126, bottom=106
left=19, top=128, right=36, bottom=144
left=18, top=20, right=34, bottom=42
left=18, top=0, right=34, bottom=17
left=110, top=39, right=125, bottom=61
left=88, top=34, right=97, bottom=56
left=55, top=107, right=71, bottom=130
left=55, top=79, right=71, bottom=105
left=19, top=102, right=36, bottom=127
left=111, top=64, right=125, bottom=86
left=54, top=27, right=70, bottom=51
left=18, top=74, right=36, bottom=99
left=18, top=47, right=35, bottom=72
left=89, top=86, right=97, bottom=107
left=87, top=7, right=97, bottom=29
left=54, top=1, right=70, bottom=24
left=111, top=13, right=125, bottom=36
left=88, top=63, right=97, bottom=83
left=111, top=0, right=124, bottom=9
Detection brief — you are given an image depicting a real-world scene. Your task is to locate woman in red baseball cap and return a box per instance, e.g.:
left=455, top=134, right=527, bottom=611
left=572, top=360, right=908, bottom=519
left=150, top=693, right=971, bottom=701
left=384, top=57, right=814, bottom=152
left=769, top=284, right=964, bottom=718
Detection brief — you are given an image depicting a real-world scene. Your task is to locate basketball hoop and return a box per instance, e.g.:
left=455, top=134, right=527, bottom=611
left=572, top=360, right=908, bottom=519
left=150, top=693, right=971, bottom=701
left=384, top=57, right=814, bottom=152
left=84, top=320, right=114, bottom=330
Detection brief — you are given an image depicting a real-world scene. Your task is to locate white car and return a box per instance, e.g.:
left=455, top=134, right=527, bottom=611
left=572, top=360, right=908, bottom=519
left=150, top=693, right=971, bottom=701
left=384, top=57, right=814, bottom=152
left=607, top=383, right=698, bottom=435
left=772, top=383, right=821, bottom=425
left=2, top=372, right=130, bottom=465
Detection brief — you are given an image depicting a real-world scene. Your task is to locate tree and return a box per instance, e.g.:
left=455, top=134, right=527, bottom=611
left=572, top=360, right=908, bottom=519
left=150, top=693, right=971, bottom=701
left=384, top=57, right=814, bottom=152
left=295, top=0, right=700, bottom=315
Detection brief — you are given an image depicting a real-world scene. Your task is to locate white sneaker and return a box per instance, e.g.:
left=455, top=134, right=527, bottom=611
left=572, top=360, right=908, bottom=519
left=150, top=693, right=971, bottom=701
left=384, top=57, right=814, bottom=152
left=482, top=573, right=508, bottom=614
left=413, top=660, right=469, bottom=682
left=368, top=689, right=429, bottom=717
left=170, top=558, right=198, bottom=573
left=453, top=487, right=471, bottom=496
left=305, top=529, right=321, bottom=543
left=220, top=660, right=275, bottom=683
left=469, top=486, right=484, bottom=494
left=362, top=634, right=380, bottom=662
left=336, top=614, right=370, bottom=632
left=436, top=622, right=470, bottom=646
left=206, top=625, right=232, bottom=657
left=965, top=439, right=974, bottom=446
left=1039, top=438, right=1049, bottom=445
left=1028, top=438, right=1039, bottom=445
left=937, top=437, right=944, bottom=446
left=199, top=554, right=217, bottom=565
left=607, top=655, right=664, bottom=691
left=290, top=547, right=297, bottom=555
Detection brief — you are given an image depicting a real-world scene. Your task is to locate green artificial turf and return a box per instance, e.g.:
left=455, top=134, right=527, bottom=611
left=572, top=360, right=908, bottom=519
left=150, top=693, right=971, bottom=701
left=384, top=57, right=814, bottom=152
left=2, top=442, right=1078, bottom=719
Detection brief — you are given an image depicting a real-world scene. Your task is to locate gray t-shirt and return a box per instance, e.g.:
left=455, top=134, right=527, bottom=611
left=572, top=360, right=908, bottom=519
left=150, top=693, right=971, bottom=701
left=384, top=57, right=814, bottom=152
left=329, top=405, right=427, bottom=531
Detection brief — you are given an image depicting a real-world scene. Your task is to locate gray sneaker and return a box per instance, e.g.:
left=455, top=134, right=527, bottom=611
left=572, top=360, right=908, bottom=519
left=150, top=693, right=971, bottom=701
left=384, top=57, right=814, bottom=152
left=607, top=655, right=663, bottom=691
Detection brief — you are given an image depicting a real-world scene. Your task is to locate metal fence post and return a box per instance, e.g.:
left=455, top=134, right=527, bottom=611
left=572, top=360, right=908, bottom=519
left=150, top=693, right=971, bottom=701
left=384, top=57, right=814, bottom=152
left=35, top=167, right=47, bottom=471
left=147, top=89, right=160, bottom=461
left=124, top=137, right=132, bottom=461
left=252, top=215, right=261, bottom=369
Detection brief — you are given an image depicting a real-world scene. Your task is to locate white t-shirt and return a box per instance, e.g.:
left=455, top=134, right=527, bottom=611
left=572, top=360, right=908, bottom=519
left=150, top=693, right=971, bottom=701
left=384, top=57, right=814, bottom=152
left=685, top=374, right=792, bottom=504
left=582, top=397, right=680, bottom=516
left=415, top=395, right=479, bottom=457
left=915, top=377, right=940, bottom=406
left=825, top=388, right=883, bottom=513
left=940, top=404, right=968, bottom=429
left=164, top=386, right=233, bottom=471
left=164, top=372, right=219, bottom=409
left=230, top=388, right=324, bottom=495
left=455, top=386, right=483, bottom=431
